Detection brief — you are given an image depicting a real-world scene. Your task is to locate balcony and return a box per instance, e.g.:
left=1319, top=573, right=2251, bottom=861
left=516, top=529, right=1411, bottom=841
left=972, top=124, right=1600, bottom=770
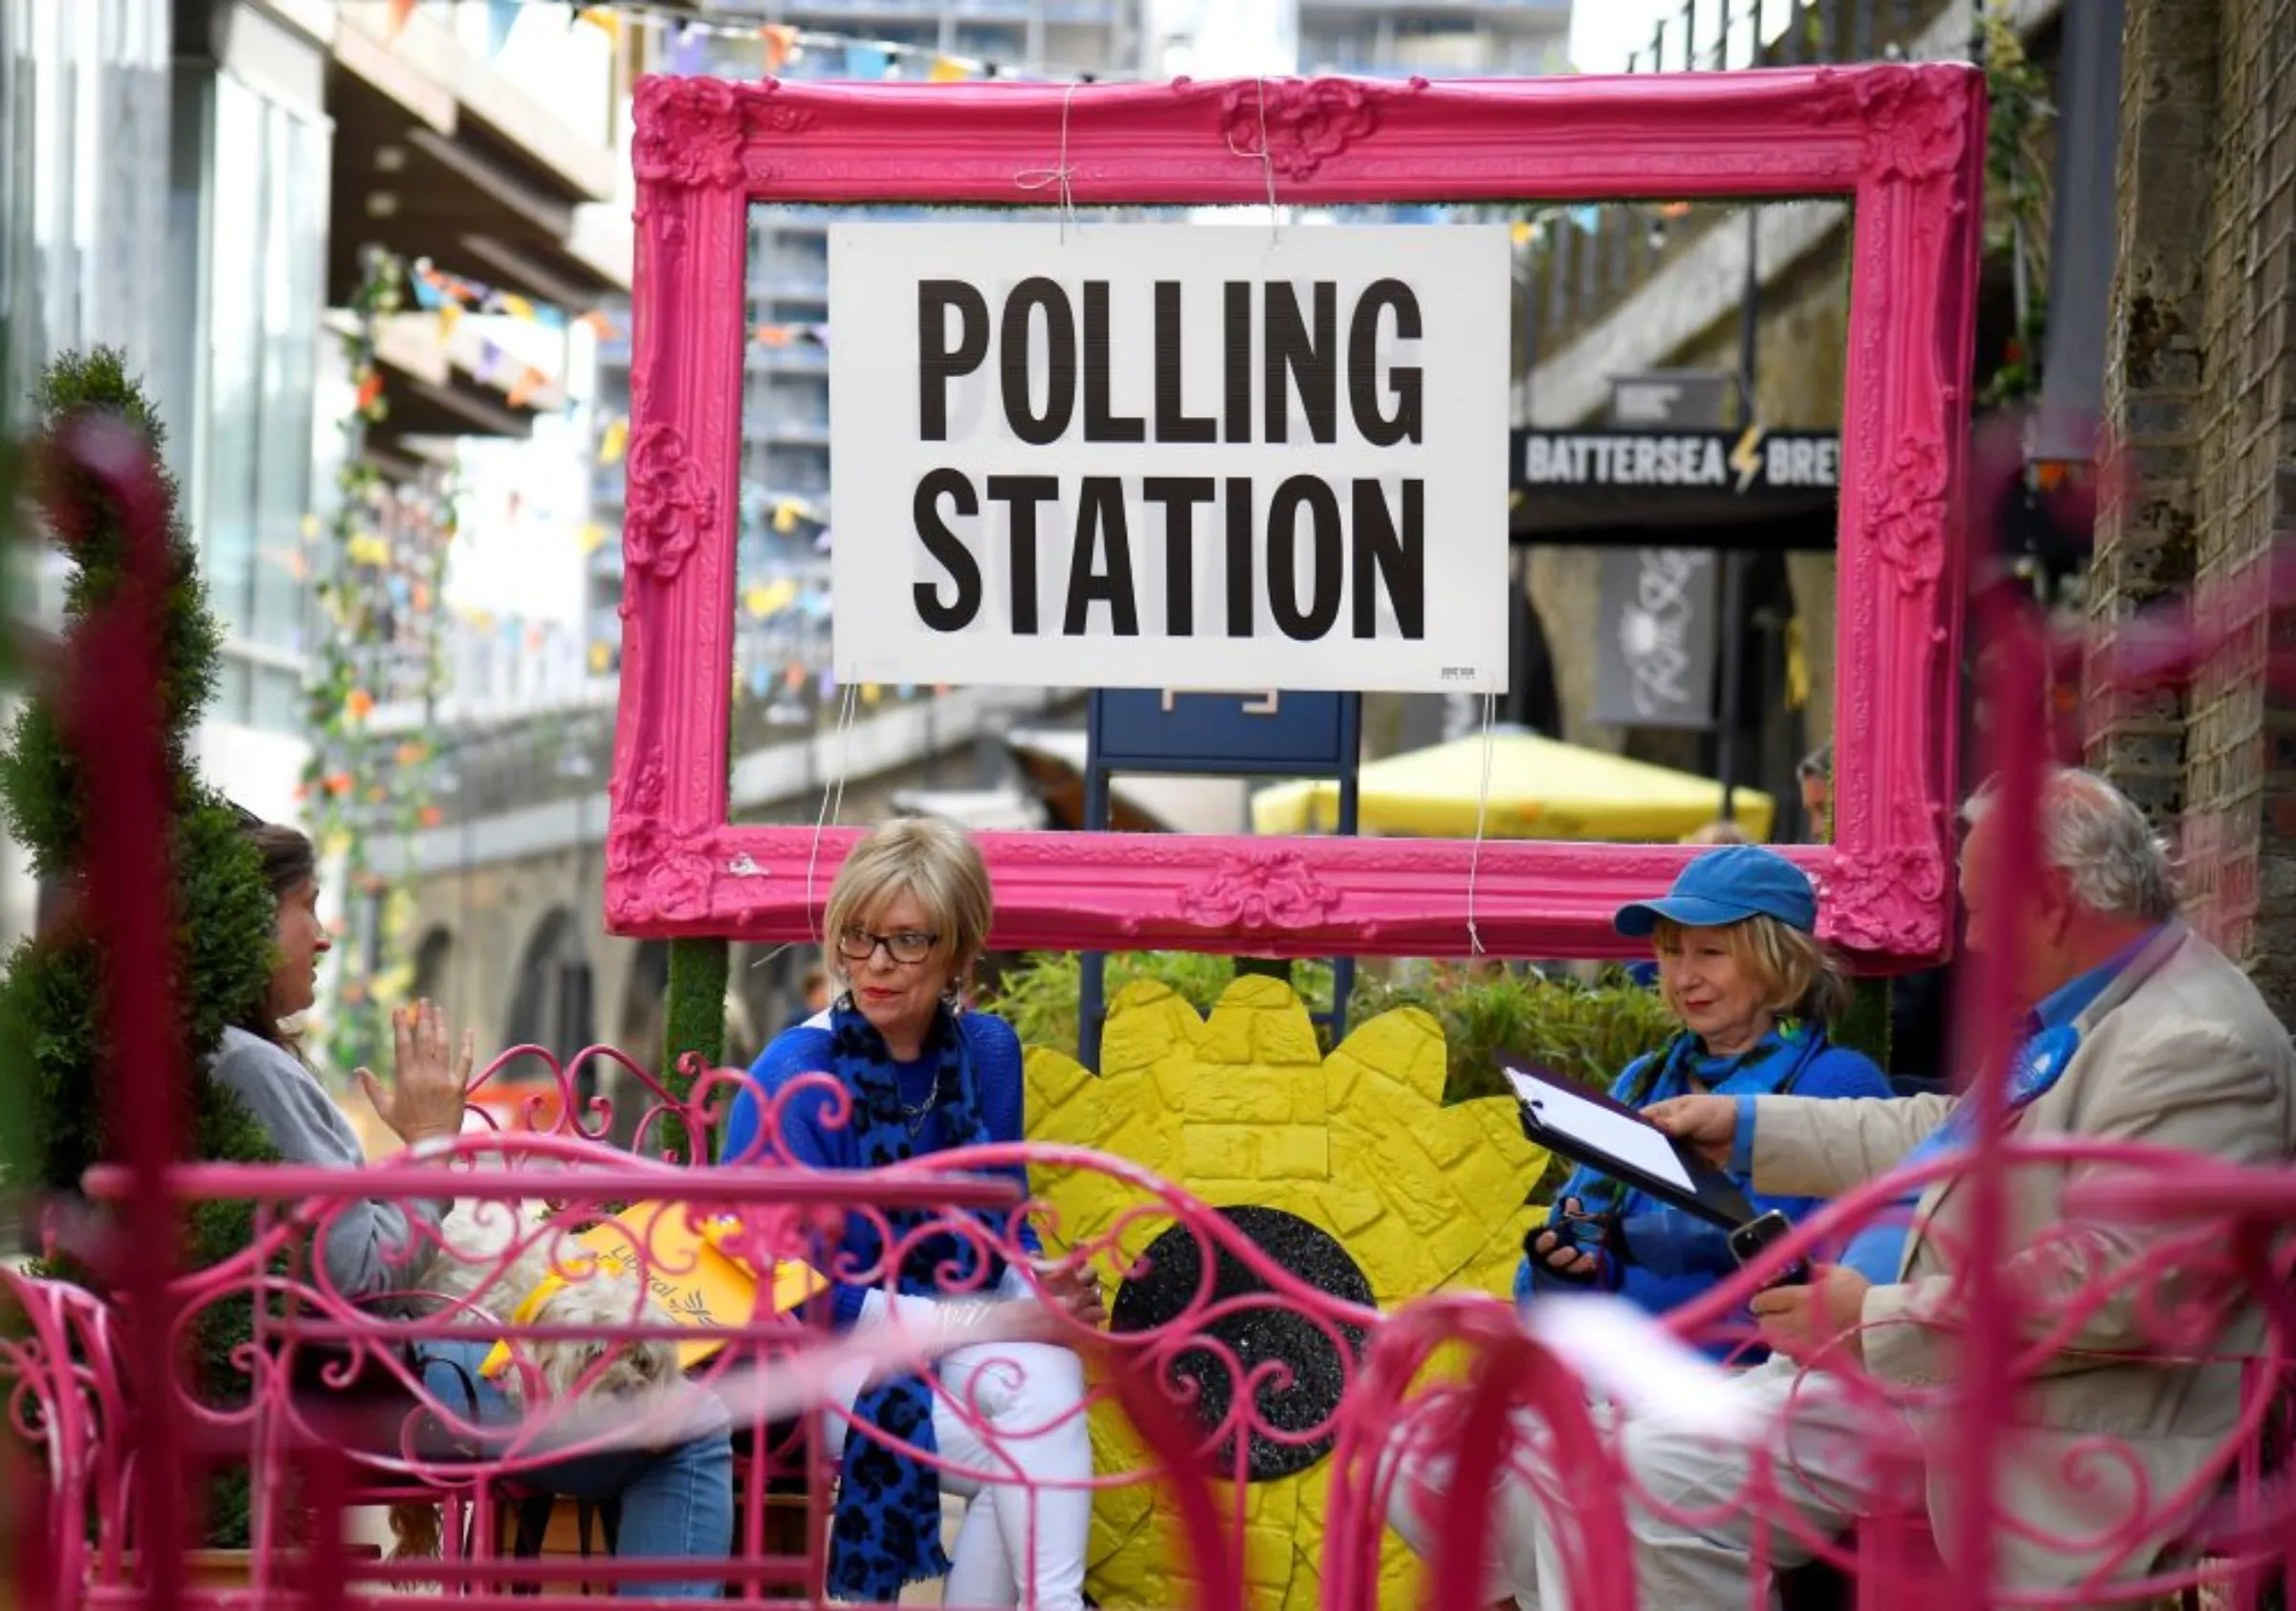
left=781, top=0, right=952, bottom=17
left=1298, top=0, right=1566, bottom=11
left=324, top=1, right=630, bottom=311
left=363, top=313, right=568, bottom=455
left=1523, top=0, right=1968, bottom=391
left=748, top=413, right=832, bottom=447
left=755, top=276, right=829, bottom=303
left=753, top=342, right=829, bottom=374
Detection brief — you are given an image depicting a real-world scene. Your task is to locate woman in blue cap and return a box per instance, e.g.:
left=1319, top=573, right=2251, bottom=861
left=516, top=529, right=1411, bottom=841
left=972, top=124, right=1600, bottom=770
left=1519, top=844, right=1889, bottom=1356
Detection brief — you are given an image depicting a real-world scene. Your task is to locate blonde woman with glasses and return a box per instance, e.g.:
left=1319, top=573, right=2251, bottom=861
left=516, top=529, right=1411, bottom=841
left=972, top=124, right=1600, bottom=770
left=717, top=818, right=1098, bottom=1609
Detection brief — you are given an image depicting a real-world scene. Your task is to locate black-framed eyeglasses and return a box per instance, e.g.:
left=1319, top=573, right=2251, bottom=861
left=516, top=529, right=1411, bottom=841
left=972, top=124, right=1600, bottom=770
left=836, top=925, right=938, bottom=965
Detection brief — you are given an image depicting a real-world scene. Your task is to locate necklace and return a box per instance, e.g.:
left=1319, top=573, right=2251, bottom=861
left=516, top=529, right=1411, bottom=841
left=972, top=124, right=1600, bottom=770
left=897, top=1079, right=940, bottom=1137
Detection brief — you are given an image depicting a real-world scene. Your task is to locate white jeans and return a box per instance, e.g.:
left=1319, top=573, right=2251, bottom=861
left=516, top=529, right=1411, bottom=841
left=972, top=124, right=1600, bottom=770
left=822, top=1338, right=1092, bottom=1611
left=1385, top=1357, right=2216, bottom=1610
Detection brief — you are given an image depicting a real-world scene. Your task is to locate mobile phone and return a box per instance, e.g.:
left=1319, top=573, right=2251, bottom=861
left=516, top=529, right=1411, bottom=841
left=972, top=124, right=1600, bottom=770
left=1727, top=1209, right=1809, bottom=1288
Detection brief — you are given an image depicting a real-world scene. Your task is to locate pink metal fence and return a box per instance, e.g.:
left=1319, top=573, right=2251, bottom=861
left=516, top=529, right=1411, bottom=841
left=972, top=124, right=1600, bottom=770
left=8, top=374, right=2296, bottom=1611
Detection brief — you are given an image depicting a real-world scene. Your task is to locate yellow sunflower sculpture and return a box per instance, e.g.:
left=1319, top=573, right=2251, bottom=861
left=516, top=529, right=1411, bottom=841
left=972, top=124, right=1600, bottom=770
left=1023, top=975, right=1548, bottom=1610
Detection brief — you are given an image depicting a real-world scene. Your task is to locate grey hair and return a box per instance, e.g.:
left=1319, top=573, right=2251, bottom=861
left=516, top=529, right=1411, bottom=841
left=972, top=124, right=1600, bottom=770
left=1961, top=768, right=2179, bottom=922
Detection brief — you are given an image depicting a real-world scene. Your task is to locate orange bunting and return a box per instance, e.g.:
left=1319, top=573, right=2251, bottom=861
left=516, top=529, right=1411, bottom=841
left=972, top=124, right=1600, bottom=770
left=762, top=23, right=798, bottom=73
left=754, top=324, right=792, bottom=347
left=386, top=0, right=417, bottom=39
left=355, top=369, right=385, bottom=410
left=577, top=309, right=616, bottom=339
left=507, top=365, right=545, bottom=409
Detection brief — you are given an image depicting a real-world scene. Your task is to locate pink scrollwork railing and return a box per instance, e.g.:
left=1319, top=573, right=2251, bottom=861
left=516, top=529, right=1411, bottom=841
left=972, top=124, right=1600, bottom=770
left=9, top=355, right=2296, bottom=1611
left=7, top=1068, right=2295, bottom=1610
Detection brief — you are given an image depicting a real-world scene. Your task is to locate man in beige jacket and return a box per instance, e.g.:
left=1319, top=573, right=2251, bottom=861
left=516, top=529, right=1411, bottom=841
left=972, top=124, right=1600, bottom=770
left=1392, top=768, right=2295, bottom=1606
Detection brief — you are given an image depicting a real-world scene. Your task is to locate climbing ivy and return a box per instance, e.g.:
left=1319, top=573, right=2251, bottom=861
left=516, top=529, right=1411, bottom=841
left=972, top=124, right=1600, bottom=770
left=298, top=249, right=454, bottom=1077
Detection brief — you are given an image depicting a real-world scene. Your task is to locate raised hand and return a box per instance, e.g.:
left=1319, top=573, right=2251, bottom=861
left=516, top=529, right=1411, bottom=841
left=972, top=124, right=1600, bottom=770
left=356, top=998, right=474, bottom=1147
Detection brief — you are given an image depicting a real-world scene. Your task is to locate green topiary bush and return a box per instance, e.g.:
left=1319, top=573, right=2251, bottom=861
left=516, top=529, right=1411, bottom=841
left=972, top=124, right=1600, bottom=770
left=981, top=951, right=1675, bottom=1103
left=0, top=347, right=284, bottom=1544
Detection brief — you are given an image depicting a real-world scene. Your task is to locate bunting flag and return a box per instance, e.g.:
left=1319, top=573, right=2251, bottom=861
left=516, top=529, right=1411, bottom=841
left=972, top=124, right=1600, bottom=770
left=669, top=22, right=710, bottom=78
left=386, top=0, right=417, bottom=39
left=741, top=578, right=802, bottom=620
left=484, top=0, right=519, bottom=58
left=843, top=44, right=891, bottom=79
left=751, top=320, right=828, bottom=348
left=598, top=416, right=629, bottom=466
left=764, top=495, right=832, bottom=533
left=929, top=56, right=970, bottom=82
left=410, top=258, right=611, bottom=339
left=580, top=522, right=610, bottom=554
left=762, top=24, right=798, bottom=73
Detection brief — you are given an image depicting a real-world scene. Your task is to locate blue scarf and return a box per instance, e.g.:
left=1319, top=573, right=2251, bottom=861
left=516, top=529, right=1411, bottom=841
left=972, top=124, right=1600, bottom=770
left=824, top=1000, right=1004, bottom=1601
left=1838, top=1022, right=2084, bottom=1283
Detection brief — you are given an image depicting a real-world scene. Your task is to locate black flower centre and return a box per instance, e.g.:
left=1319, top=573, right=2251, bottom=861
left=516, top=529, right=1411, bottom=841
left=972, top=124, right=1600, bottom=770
left=1108, top=1205, right=1371, bottom=1483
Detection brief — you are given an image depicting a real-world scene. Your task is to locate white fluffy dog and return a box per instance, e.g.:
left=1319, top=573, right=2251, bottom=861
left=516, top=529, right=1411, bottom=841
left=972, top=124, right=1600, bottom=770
left=423, top=1198, right=683, bottom=1405
left=385, top=1199, right=683, bottom=1562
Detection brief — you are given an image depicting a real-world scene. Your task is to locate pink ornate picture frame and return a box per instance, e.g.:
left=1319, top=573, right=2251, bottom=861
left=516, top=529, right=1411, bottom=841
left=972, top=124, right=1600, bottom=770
left=608, top=66, right=1984, bottom=967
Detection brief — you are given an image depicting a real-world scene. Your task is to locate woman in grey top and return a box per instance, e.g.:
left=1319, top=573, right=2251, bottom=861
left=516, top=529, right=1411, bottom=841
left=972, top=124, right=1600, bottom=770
left=207, top=822, right=470, bottom=1295
left=212, top=818, right=733, bottom=1597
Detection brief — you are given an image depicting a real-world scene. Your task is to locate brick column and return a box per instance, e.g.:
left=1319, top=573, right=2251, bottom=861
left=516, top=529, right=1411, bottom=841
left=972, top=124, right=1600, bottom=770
left=2091, top=0, right=2296, bottom=1019
left=2085, top=0, right=2219, bottom=822
left=2186, top=0, right=2296, bottom=1003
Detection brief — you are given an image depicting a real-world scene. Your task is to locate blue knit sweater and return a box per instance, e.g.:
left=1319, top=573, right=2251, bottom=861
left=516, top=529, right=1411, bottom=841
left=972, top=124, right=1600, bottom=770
left=717, top=1010, right=1039, bottom=1326
left=1514, top=1027, right=1888, bottom=1357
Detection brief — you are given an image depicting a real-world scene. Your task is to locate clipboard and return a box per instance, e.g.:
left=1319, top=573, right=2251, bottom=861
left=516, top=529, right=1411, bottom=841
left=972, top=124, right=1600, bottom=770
left=1502, top=1061, right=1755, bottom=1230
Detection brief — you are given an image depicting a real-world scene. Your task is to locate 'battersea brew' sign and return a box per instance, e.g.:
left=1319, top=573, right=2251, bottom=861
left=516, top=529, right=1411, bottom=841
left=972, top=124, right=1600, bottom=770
left=828, top=224, right=1509, bottom=694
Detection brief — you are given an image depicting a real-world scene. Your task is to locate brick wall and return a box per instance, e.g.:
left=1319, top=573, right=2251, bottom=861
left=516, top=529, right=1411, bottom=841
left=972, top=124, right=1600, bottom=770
left=2092, top=0, right=2296, bottom=1019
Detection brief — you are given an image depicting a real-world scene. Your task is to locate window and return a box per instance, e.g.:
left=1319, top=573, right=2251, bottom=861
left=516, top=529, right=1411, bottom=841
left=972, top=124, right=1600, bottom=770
left=187, top=68, right=328, bottom=727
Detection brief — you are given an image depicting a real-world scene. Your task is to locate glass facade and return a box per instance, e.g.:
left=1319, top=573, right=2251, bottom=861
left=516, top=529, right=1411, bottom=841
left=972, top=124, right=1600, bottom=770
left=165, top=64, right=331, bottom=729
left=0, top=0, right=172, bottom=441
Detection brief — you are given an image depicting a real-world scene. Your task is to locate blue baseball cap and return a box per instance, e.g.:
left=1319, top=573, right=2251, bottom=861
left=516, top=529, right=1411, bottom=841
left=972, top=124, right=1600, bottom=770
left=1614, top=845, right=1819, bottom=938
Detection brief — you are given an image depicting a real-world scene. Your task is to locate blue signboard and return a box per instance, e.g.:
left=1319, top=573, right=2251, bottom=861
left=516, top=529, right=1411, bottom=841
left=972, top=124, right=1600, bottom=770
left=1089, top=690, right=1358, bottom=777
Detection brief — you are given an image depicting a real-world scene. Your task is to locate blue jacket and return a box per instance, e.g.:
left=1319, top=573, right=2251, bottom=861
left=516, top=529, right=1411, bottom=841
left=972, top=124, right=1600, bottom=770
left=1514, top=1026, right=1889, bottom=1356
left=717, top=1009, right=1039, bottom=1327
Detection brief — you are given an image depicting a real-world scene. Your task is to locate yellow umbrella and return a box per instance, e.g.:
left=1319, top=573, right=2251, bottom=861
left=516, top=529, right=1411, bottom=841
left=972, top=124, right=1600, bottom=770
left=1250, top=730, right=1774, bottom=842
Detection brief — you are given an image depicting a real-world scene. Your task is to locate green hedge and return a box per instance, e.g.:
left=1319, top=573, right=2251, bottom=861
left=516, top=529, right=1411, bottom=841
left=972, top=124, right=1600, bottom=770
left=982, top=952, right=1677, bottom=1103
left=0, top=349, right=282, bottom=1544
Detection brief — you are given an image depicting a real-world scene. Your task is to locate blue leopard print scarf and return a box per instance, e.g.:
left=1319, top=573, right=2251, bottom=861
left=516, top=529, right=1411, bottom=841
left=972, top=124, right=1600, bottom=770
left=824, top=1000, right=1004, bottom=1601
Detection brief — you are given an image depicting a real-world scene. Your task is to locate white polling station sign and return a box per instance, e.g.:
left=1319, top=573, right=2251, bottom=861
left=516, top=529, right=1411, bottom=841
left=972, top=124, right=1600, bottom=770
left=827, top=223, right=1510, bottom=694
